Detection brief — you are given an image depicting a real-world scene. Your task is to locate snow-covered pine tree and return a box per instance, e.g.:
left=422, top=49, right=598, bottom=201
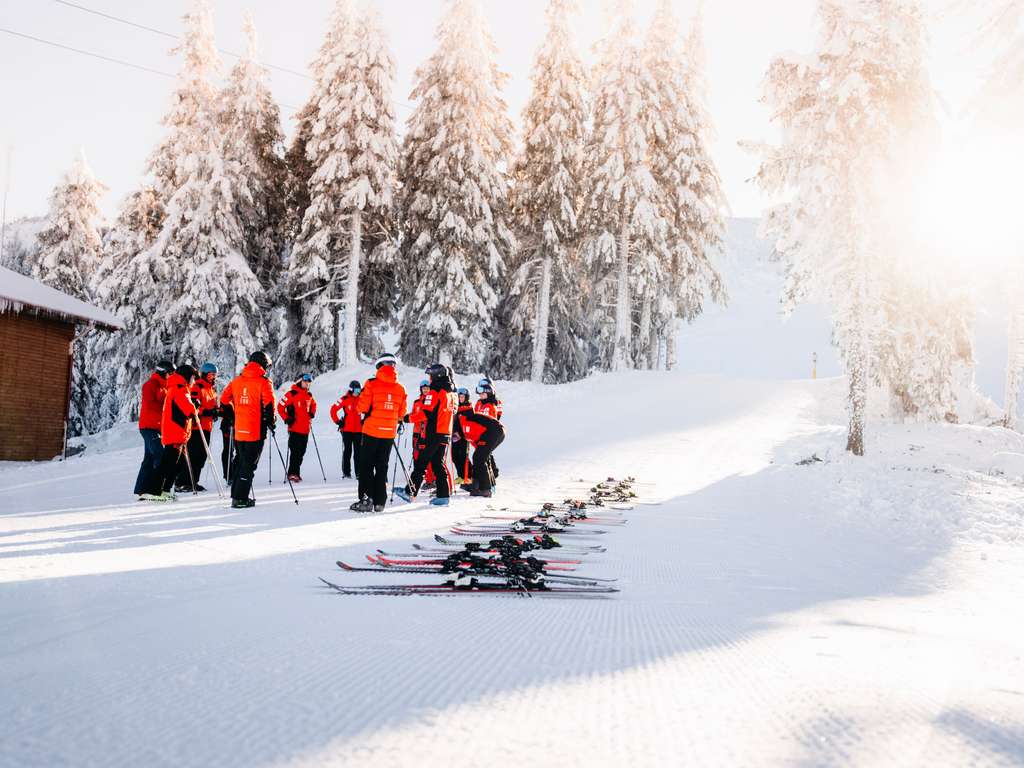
left=29, top=149, right=106, bottom=436
left=87, top=188, right=164, bottom=430
left=752, top=0, right=939, bottom=456
left=582, top=0, right=663, bottom=372
left=644, top=1, right=726, bottom=371
left=99, top=0, right=266, bottom=401
left=493, top=0, right=589, bottom=383
left=284, top=0, right=356, bottom=375
left=397, top=0, right=516, bottom=370
left=220, top=12, right=289, bottom=290
left=972, top=0, right=1024, bottom=427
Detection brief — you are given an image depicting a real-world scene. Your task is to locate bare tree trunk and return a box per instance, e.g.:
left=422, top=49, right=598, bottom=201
left=846, top=303, right=867, bottom=456
left=666, top=309, right=678, bottom=371
left=530, top=255, right=552, bottom=383
left=637, top=293, right=652, bottom=370
left=341, top=210, right=362, bottom=368
left=1005, top=305, right=1024, bottom=429
left=611, top=219, right=631, bottom=371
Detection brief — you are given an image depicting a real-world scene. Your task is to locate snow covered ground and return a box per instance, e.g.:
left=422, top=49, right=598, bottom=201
left=1, top=368, right=1023, bottom=767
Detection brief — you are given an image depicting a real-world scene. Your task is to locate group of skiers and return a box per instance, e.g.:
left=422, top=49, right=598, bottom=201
left=133, top=351, right=506, bottom=512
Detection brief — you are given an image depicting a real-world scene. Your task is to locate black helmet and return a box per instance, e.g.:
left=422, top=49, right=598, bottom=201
left=176, top=363, right=198, bottom=381
left=349, top=380, right=361, bottom=391
left=425, top=362, right=446, bottom=379
left=249, top=350, right=272, bottom=369
left=155, top=359, right=175, bottom=375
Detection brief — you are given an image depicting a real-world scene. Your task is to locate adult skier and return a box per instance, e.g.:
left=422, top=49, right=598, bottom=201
left=458, top=403, right=506, bottom=498
left=143, top=364, right=199, bottom=500
left=175, top=362, right=219, bottom=492
left=351, top=353, right=407, bottom=513
left=134, top=359, right=174, bottom=497
left=395, top=364, right=458, bottom=506
left=220, top=351, right=276, bottom=508
left=330, top=381, right=363, bottom=479
left=278, top=373, right=317, bottom=482
left=474, top=380, right=503, bottom=484
left=451, top=387, right=474, bottom=486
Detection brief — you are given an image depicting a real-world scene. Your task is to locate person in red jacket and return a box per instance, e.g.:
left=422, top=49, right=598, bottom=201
left=134, top=359, right=174, bottom=497
left=330, top=380, right=363, bottom=479
left=459, top=404, right=506, bottom=498
left=142, top=364, right=199, bottom=500
left=175, top=362, right=219, bottom=492
left=278, top=373, right=317, bottom=482
left=396, top=364, right=458, bottom=506
left=221, top=351, right=276, bottom=508
left=405, top=379, right=436, bottom=488
left=474, top=381, right=502, bottom=485
left=450, top=387, right=474, bottom=485
left=352, top=353, right=407, bottom=513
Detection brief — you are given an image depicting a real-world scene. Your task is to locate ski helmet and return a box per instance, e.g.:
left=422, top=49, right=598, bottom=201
left=457, top=387, right=470, bottom=397
left=348, top=380, right=361, bottom=391
left=199, top=362, right=218, bottom=376
left=155, top=359, right=175, bottom=375
left=176, top=363, right=199, bottom=382
left=419, top=379, right=430, bottom=389
left=249, top=350, right=272, bottom=370
left=477, top=382, right=494, bottom=395
left=299, top=373, right=313, bottom=383
left=424, top=362, right=447, bottom=379
left=375, top=352, right=397, bottom=369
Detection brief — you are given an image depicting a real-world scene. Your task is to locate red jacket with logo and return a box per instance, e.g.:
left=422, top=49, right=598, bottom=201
left=191, top=378, right=219, bottom=432
left=357, top=365, right=407, bottom=440
left=409, top=387, right=458, bottom=441
left=139, top=372, right=167, bottom=431
left=474, top=394, right=503, bottom=421
left=161, top=372, right=197, bottom=447
left=278, top=385, right=317, bottom=435
left=459, top=411, right=502, bottom=447
left=220, top=362, right=275, bottom=443
left=330, top=393, right=363, bottom=433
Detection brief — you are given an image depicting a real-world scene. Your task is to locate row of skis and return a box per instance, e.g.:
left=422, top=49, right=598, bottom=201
left=319, top=477, right=649, bottom=597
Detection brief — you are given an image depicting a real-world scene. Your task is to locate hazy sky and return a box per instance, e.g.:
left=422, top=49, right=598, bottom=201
left=0, top=0, right=978, bottom=222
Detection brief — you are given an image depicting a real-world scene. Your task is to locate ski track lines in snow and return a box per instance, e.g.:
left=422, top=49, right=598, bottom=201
left=1, top=372, right=1023, bottom=767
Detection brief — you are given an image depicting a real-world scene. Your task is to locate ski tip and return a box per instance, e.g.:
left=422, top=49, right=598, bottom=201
left=365, top=554, right=378, bottom=564
left=336, top=560, right=355, bottom=571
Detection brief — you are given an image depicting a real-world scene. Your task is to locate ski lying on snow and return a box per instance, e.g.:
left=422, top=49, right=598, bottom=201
left=336, top=561, right=616, bottom=585
left=450, top=526, right=608, bottom=536
left=320, top=577, right=619, bottom=597
left=432, top=533, right=606, bottom=552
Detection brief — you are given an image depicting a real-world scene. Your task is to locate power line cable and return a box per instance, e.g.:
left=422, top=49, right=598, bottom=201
left=1, top=26, right=175, bottom=78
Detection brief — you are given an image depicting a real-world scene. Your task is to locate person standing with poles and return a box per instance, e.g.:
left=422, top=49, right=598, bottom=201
left=330, top=380, right=363, bottom=479
left=134, top=359, right=174, bottom=498
left=351, top=353, right=407, bottom=513
left=141, top=364, right=199, bottom=501
left=220, top=351, right=276, bottom=509
left=395, top=364, right=458, bottom=506
left=175, top=362, right=219, bottom=492
left=278, top=373, right=317, bottom=483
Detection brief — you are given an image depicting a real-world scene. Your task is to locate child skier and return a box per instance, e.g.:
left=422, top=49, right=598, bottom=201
left=175, top=362, right=219, bottom=492
left=451, top=386, right=474, bottom=485
left=142, top=364, right=199, bottom=500
left=278, top=373, right=317, bottom=482
left=352, top=353, right=407, bottom=513
left=396, top=364, right=458, bottom=506
left=220, top=351, right=276, bottom=508
left=330, top=380, right=363, bottom=479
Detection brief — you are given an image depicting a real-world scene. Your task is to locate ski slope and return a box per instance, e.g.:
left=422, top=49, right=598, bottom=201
left=1, top=370, right=1023, bottom=767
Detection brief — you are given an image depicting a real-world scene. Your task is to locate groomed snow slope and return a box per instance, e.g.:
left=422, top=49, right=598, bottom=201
left=1, top=370, right=1023, bottom=767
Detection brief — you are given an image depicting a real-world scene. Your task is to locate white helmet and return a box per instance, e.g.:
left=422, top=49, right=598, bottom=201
left=374, top=352, right=397, bottom=369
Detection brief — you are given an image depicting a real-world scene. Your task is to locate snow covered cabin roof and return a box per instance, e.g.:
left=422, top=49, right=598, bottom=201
left=0, top=266, right=123, bottom=331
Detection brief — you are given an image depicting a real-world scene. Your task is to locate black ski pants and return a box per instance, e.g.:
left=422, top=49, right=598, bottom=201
left=451, top=436, right=471, bottom=481
left=175, top=429, right=210, bottom=489
left=472, top=425, right=505, bottom=492
left=221, top=428, right=234, bottom=481
left=357, top=435, right=393, bottom=507
left=287, top=432, right=308, bottom=477
left=231, top=439, right=264, bottom=502
left=342, top=431, right=361, bottom=478
left=151, top=442, right=185, bottom=495
left=410, top=437, right=452, bottom=498
left=134, top=428, right=164, bottom=495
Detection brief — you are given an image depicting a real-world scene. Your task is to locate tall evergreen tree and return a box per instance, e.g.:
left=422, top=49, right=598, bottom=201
left=644, top=1, right=726, bottom=371
left=582, top=0, right=663, bottom=372
left=30, top=149, right=106, bottom=436
left=493, top=0, right=589, bottom=383
left=753, top=0, right=940, bottom=455
left=397, top=0, right=516, bottom=369
left=220, top=12, right=289, bottom=290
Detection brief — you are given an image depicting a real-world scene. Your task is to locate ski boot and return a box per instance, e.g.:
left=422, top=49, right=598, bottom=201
left=350, top=498, right=373, bottom=513
left=430, top=497, right=450, bottom=507
left=231, top=498, right=255, bottom=509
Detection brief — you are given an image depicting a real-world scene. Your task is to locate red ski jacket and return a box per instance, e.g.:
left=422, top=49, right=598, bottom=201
left=409, top=387, right=458, bottom=440
left=459, top=411, right=502, bottom=447
left=357, top=365, right=407, bottom=440
left=161, top=372, right=197, bottom=447
left=474, top=395, right=502, bottom=421
left=191, top=378, right=219, bottom=432
left=330, top=393, right=363, bottom=433
left=138, top=372, right=167, bottom=431
left=221, top=362, right=275, bottom=443
left=278, top=385, right=317, bottom=435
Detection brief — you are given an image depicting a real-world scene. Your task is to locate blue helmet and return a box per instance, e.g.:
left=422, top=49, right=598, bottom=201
left=476, top=378, right=493, bottom=395
left=457, top=387, right=470, bottom=397
left=299, top=373, right=313, bottom=383
left=200, top=362, right=218, bottom=376
left=419, top=379, right=430, bottom=389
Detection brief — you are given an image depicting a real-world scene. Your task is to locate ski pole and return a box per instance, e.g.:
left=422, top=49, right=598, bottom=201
left=309, top=425, right=327, bottom=483
left=182, top=442, right=198, bottom=496
left=389, top=440, right=400, bottom=505
left=191, top=406, right=224, bottom=498
left=392, top=435, right=413, bottom=490
left=270, top=429, right=298, bottom=504
left=268, top=436, right=273, bottom=485
left=285, top=446, right=290, bottom=483
left=227, top=432, right=234, bottom=484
